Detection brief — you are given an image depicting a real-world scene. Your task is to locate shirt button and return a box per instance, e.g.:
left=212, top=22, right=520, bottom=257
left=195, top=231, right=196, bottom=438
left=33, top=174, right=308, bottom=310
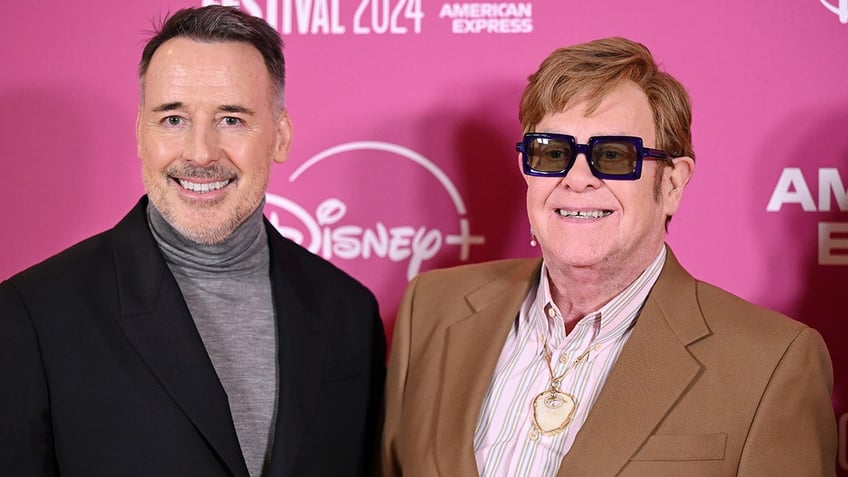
left=547, top=306, right=557, bottom=318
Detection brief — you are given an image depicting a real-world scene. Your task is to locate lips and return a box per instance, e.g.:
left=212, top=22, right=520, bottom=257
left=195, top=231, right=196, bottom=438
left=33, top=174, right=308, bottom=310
left=555, top=208, right=612, bottom=219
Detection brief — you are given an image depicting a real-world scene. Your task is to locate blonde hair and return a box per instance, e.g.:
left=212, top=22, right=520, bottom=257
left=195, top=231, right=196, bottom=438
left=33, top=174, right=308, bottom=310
left=519, top=37, right=694, bottom=160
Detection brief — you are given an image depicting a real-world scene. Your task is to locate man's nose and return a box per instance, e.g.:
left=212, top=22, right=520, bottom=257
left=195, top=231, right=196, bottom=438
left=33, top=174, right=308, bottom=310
left=184, top=125, right=219, bottom=165
left=561, top=153, right=602, bottom=191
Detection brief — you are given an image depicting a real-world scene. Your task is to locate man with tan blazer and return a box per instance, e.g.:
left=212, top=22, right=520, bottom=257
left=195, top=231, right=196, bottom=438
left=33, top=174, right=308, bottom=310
left=381, top=37, right=837, bottom=476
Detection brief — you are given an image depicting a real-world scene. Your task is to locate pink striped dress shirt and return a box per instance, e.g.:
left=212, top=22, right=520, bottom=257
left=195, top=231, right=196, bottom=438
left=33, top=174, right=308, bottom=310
left=472, top=247, right=667, bottom=477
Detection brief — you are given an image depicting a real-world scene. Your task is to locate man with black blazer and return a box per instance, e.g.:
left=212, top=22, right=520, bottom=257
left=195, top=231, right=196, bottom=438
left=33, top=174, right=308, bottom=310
left=0, top=6, right=385, bottom=476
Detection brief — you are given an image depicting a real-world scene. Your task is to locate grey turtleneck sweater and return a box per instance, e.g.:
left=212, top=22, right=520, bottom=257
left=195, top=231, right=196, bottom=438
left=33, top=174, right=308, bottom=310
left=147, top=202, right=277, bottom=477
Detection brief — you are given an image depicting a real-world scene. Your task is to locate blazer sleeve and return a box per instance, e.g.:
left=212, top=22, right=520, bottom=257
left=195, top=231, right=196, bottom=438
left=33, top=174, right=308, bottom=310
left=0, top=281, right=58, bottom=475
left=738, top=327, right=837, bottom=476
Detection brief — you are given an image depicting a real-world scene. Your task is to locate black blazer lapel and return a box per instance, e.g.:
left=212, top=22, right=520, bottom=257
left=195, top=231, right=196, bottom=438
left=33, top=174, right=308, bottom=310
left=264, top=223, right=325, bottom=477
left=112, top=198, right=249, bottom=477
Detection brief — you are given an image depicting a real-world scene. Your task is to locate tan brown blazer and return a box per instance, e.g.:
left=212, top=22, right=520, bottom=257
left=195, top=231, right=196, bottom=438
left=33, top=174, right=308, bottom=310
left=381, top=248, right=837, bottom=476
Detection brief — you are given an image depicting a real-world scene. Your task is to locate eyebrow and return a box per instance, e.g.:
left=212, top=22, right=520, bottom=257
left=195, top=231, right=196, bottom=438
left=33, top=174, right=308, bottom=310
left=151, top=102, right=183, bottom=113
left=149, top=102, right=255, bottom=115
left=219, top=104, right=255, bottom=115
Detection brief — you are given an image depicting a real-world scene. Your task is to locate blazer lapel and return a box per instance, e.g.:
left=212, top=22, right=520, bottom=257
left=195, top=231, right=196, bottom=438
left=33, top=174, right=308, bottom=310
left=435, top=260, right=541, bottom=476
left=557, top=249, right=710, bottom=476
left=112, top=199, right=249, bottom=477
left=263, top=223, right=325, bottom=477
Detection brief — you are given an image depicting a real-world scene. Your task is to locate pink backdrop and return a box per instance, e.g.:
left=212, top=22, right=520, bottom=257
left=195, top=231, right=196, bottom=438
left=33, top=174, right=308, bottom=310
left=2, top=0, right=847, bottom=471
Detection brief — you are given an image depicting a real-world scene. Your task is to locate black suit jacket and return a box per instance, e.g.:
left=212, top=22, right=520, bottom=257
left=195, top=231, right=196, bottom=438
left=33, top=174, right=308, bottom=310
left=0, top=197, right=386, bottom=476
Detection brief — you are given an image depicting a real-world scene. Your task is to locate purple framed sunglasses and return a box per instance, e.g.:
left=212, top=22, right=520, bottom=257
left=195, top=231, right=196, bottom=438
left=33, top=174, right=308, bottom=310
left=517, top=132, right=671, bottom=180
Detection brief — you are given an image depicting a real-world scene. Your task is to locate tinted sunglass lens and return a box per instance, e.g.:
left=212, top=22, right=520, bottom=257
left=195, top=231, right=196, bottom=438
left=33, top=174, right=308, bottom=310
left=592, top=140, right=638, bottom=175
left=529, top=138, right=573, bottom=172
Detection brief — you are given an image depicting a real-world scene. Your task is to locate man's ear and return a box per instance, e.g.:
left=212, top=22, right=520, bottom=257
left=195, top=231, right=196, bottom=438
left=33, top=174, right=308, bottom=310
left=273, top=110, right=293, bottom=164
left=663, top=156, right=695, bottom=216
left=135, top=109, right=144, bottom=159
left=518, top=152, right=530, bottom=185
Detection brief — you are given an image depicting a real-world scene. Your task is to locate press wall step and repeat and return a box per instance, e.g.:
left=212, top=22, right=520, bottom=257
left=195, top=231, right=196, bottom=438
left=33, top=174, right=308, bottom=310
left=2, top=0, right=846, bottom=471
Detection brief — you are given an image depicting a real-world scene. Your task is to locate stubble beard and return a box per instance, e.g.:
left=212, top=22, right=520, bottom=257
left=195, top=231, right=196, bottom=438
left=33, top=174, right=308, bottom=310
left=141, top=163, right=268, bottom=245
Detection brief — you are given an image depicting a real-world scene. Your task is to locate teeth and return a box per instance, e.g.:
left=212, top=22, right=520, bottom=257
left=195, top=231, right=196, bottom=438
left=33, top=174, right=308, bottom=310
left=178, top=179, right=231, bottom=193
left=557, top=209, right=611, bottom=219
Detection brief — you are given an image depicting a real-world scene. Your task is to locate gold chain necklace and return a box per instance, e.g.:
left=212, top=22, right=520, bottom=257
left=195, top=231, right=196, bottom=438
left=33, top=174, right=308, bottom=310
left=529, top=338, right=597, bottom=441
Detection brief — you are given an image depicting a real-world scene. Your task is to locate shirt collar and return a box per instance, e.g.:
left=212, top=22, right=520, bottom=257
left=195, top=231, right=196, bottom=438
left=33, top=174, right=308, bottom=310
left=524, top=246, right=668, bottom=349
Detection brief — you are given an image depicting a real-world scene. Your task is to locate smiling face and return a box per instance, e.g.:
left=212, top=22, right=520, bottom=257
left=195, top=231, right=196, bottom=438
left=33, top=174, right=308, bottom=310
left=525, top=81, right=693, bottom=281
left=137, top=37, right=292, bottom=244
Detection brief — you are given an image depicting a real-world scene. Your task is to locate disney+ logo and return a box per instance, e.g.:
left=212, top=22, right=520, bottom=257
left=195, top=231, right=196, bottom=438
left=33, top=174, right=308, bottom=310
left=265, top=141, right=486, bottom=280
left=821, top=0, right=848, bottom=23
